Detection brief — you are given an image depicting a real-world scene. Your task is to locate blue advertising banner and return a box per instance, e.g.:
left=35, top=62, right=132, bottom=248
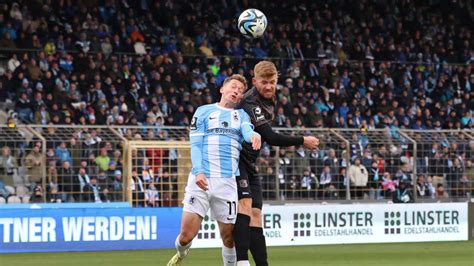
left=0, top=204, right=182, bottom=253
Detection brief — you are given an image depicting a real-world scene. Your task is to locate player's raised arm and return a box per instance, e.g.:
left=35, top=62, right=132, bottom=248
left=241, top=111, right=261, bottom=150
left=189, top=107, right=208, bottom=191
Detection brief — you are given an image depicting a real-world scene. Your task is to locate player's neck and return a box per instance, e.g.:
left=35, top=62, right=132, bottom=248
left=217, top=101, right=236, bottom=110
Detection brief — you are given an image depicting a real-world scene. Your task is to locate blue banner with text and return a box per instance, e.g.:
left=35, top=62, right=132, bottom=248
left=0, top=204, right=182, bottom=253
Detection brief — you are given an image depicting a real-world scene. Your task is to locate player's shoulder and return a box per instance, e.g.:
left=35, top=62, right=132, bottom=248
left=195, top=103, right=217, bottom=114
left=239, top=88, right=260, bottom=111
left=236, top=108, right=250, bottom=117
left=241, top=88, right=258, bottom=104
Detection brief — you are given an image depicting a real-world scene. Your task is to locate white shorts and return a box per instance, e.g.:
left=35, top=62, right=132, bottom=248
left=182, top=173, right=238, bottom=224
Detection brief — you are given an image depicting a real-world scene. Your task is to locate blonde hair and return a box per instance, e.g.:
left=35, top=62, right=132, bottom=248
left=254, top=61, right=278, bottom=78
left=223, top=74, right=248, bottom=91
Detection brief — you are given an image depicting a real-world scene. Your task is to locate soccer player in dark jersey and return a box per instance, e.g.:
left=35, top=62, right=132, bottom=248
left=233, top=61, right=319, bottom=266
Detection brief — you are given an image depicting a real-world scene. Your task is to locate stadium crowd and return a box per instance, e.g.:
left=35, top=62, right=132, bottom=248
left=0, top=0, right=472, bottom=204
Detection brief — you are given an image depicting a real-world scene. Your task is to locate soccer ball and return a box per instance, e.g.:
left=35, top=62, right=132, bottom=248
left=238, top=8, right=267, bottom=38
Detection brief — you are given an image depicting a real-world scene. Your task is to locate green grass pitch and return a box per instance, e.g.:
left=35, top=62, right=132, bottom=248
left=1, top=241, right=473, bottom=266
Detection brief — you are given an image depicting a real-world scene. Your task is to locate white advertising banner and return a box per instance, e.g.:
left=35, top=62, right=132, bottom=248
left=193, top=203, right=468, bottom=248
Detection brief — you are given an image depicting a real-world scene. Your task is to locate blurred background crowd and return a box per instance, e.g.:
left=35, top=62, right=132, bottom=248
left=0, top=0, right=472, bottom=204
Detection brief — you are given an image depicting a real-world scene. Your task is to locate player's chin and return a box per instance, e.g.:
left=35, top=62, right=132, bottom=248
left=263, top=92, right=274, bottom=98
left=229, top=99, right=239, bottom=105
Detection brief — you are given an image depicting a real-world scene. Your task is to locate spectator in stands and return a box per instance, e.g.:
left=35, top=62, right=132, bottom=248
left=29, top=184, right=44, bottom=203
left=337, top=168, right=348, bottom=199
left=368, top=161, right=381, bottom=199
left=416, top=174, right=432, bottom=199
left=448, top=158, right=464, bottom=197
left=25, top=143, right=44, bottom=188
left=16, top=91, right=33, bottom=122
left=0, top=180, right=11, bottom=200
left=293, top=146, right=310, bottom=178
left=301, top=168, right=317, bottom=200
left=393, top=179, right=414, bottom=204
left=159, top=169, right=175, bottom=207
left=96, top=170, right=111, bottom=195
left=261, top=166, right=276, bottom=200
left=278, top=148, right=293, bottom=200
left=58, top=160, right=74, bottom=202
left=145, top=183, right=160, bottom=207
left=348, top=158, right=368, bottom=199
left=47, top=164, right=59, bottom=202
left=0, top=146, right=17, bottom=186
left=458, top=175, right=471, bottom=198
left=55, top=142, right=72, bottom=164
left=69, top=137, right=82, bottom=168
left=131, top=169, right=146, bottom=207
left=95, top=147, right=110, bottom=172
left=323, top=148, right=339, bottom=177
left=319, top=165, right=334, bottom=200
left=112, top=170, right=123, bottom=201
left=83, top=176, right=106, bottom=203
left=436, top=183, right=449, bottom=200
left=34, top=104, right=50, bottom=125
left=77, top=167, right=90, bottom=200
left=394, top=163, right=413, bottom=184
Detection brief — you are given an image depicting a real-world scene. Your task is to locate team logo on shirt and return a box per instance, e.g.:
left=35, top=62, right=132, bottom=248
left=221, top=121, right=229, bottom=128
left=189, top=196, right=195, bottom=205
left=233, top=111, right=239, bottom=121
left=253, top=107, right=265, bottom=122
left=239, top=179, right=248, bottom=188
left=190, top=117, right=197, bottom=130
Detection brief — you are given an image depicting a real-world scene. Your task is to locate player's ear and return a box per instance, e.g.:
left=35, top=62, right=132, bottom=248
left=252, top=77, right=257, bottom=87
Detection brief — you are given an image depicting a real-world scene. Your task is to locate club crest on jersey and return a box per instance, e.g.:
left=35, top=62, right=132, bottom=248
left=239, top=179, right=248, bottom=188
left=189, top=196, right=196, bottom=204
left=253, top=107, right=265, bottom=122
left=233, top=111, right=239, bottom=121
left=221, top=121, right=229, bottom=128
left=190, top=117, right=197, bottom=130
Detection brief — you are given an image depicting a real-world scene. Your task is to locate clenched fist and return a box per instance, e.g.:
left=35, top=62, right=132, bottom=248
left=303, top=136, right=320, bottom=150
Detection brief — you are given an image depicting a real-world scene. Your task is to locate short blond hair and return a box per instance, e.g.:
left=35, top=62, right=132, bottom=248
left=254, top=61, right=278, bottom=78
left=223, top=74, right=248, bottom=91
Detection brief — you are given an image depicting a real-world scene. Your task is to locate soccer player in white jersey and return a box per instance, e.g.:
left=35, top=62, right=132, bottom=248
left=167, top=74, right=261, bottom=266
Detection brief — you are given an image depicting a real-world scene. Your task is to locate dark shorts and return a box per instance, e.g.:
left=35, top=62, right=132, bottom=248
left=236, top=159, right=263, bottom=209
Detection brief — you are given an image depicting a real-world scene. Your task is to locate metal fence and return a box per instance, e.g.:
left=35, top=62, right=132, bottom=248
left=126, top=141, right=190, bottom=207
left=403, top=130, right=473, bottom=200
left=0, top=126, right=472, bottom=205
left=0, top=125, right=45, bottom=203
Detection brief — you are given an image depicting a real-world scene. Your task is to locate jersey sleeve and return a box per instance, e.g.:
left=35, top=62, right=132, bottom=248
left=189, top=107, right=206, bottom=175
left=239, top=110, right=258, bottom=143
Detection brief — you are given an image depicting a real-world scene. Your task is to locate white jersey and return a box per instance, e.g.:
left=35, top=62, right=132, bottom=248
left=189, top=103, right=254, bottom=178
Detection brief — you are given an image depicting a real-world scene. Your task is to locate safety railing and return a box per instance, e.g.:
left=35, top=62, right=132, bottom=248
left=0, top=125, right=472, bottom=205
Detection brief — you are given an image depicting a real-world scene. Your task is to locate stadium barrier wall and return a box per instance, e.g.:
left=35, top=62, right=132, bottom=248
left=0, top=203, right=180, bottom=253
left=0, top=202, right=469, bottom=253
left=192, top=203, right=469, bottom=248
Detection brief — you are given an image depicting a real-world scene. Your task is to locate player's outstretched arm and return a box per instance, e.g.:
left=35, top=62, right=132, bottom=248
left=189, top=108, right=208, bottom=191
left=255, top=123, right=319, bottom=149
left=242, top=123, right=261, bottom=150
left=241, top=111, right=262, bottom=150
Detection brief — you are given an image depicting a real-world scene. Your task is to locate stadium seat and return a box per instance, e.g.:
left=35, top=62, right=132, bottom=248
left=14, top=167, right=28, bottom=186
left=21, top=195, right=31, bottom=203
left=15, top=185, right=30, bottom=197
left=0, top=197, right=6, bottom=204
left=7, top=195, right=22, bottom=204
left=5, top=186, right=15, bottom=195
